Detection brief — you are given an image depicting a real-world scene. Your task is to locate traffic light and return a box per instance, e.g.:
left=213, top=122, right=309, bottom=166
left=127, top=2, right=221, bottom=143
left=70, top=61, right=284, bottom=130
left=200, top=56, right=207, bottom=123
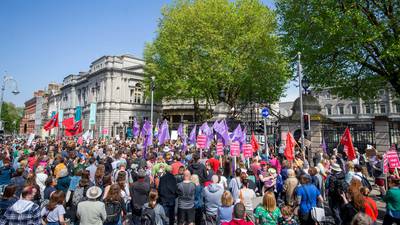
left=303, top=113, right=310, bottom=131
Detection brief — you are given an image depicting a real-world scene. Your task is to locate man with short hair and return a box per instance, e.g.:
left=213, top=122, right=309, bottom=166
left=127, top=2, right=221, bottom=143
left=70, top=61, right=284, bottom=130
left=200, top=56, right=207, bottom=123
left=203, top=175, right=224, bottom=224
left=0, top=186, right=41, bottom=225
left=177, top=170, right=196, bottom=225
left=188, top=153, right=207, bottom=184
left=222, top=203, right=254, bottom=225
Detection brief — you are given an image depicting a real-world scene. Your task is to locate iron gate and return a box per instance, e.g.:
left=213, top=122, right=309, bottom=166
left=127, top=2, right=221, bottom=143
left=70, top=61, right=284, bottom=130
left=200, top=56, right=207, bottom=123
left=322, top=124, right=375, bottom=154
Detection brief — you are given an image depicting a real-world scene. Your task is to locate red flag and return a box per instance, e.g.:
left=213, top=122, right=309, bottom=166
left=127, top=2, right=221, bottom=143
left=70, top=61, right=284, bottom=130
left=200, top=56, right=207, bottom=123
left=62, top=117, right=75, bottom=129
left=250, top=132, right=260, bottom=152
left=44, top=113, right=59, bottom=131
left=65, top=120, right=83, bottom=137
left=284, top=132, right=296, bottom=161
left=340, top=127, right=356, bottom=160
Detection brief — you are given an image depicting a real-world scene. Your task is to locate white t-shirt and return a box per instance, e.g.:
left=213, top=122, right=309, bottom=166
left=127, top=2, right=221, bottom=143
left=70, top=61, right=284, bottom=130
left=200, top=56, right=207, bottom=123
left=240, top=188, right=256, bottom=211
left=41, top=205, right=66, bottom=223
left=219, top=176, right=228, bottom=189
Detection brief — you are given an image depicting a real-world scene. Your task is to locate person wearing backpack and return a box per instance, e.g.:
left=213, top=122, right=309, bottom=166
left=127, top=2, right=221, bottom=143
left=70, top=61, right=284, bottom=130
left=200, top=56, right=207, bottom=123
left=353, top=165, right=372, bottom=191
left=103, top=184, right=126, bottom=225
left=142, top=189, right=169, bottom=225
left=130, top=169, right=150, bottom=225
left=40, top=190, right=67, bottom=225
left=327, top=163, right=347, bottom=225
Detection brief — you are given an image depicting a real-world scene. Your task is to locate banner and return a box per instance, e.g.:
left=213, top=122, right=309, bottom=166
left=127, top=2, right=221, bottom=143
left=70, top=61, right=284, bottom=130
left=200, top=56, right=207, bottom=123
left=27, top=133, right=35, bottom=146
left=75, top=106, right=82, bottom=121
left=197, top=134, right=207, bottom=149
left=383, top=153, right=389, bottom=174
left=387, top=150, right=400, bottom=169
left=230, top=141, right=240, bottom=157
left=89, top=103, right=97, bottom=125
left=243, top=144, right=252, bottom=158
left=216, top=142, right=224, bottom=156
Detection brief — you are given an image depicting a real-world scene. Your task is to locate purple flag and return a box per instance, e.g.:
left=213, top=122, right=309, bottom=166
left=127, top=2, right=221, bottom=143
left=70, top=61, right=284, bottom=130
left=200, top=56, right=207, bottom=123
left=154, top=119, right=160, bottom=138
left=189, top=125, right=197, bottom=144
left=158, top=119, right=170, bottom=145
left=231, top=124, right=243, bottom=143
left=133, top=118, right=140, bottom=138
left=142, top=120, right=153, bottom=149
left=200, top=122, right=213, bottom=148
left=182, top=136, right=188, bottom=152
left=177, top=123, right=184, bottom=138
left=214, top=120, right=230, bottom=146
left=321, top=138, right=327, bottom=154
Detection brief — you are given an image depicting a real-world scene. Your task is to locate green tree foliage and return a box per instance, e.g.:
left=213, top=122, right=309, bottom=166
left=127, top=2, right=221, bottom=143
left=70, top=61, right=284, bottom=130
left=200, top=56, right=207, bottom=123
left=276, top=0, right=400, bottom=99
left=1, top=102, right=23, bottom=134
left=144, top=0, right=289, bottom=118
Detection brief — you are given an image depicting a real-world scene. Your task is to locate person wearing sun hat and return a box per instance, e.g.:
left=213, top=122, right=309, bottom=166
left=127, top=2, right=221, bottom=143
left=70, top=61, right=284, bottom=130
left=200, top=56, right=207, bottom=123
left=76, top=186, right=106, bottom=225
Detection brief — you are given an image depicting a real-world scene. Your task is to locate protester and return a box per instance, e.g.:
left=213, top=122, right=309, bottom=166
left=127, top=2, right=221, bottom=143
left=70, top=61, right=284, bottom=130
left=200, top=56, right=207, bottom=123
left=203, top=175, right=224, bottom=225
left=239, top=179, right=256, bottom=222
left=283, top=169, right=298, bottom=206
left=130, top=169, right=150, bottom=225
left=327, top=163, right=347, bottom=225
left=76, top=186, right=107, bottom=225
left=0, top=186, right=41, bottom=225
left=254, top=191, right=281, bottom=225
left=158, top=164, right=177, bottom=225
left=191, top=174, right=204, bottom=225
left=103, top=184, right=126, bottom=225
left=143, top=189, right=169, bottom=225
left=177, top=170, right=196, bottom=225
left=40, top=190, right=67, bottom=225
left=381, top=175, right=400, bottom=225
left=221, top=202, right=254, bottom=225
left=217, top=191, right=234, bottom=224
left=0, top=185, right=17, bottom=217
left=296, top=174, right=323, bottom=225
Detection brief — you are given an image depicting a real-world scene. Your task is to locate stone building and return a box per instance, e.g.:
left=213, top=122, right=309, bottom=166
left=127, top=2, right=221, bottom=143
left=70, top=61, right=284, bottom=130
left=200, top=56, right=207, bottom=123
left=279, top=89, right=400, bottom=153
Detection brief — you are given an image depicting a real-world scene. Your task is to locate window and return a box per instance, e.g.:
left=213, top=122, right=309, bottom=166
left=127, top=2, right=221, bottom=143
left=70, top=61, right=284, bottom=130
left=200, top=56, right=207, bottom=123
left=380, top=104, right=386, bottom=114
left=325, top=105, right=332, bottom=115
left=365, top=104, right=374, bottom=114
left=133, top=83, right=143, bottom=104
left=396, top=103, right=400, bottom=113
left=351, top=105, right=357, bottom=114
left=338, top=105, right=344, bottom=115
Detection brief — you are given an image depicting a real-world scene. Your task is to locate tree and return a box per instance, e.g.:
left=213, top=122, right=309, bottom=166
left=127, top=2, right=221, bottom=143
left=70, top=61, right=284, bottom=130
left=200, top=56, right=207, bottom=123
left=1, top=102, right=23, bottom=134
left=276, top=0, right=400, bottom=99
left=144, top=0, right=290, bottom=120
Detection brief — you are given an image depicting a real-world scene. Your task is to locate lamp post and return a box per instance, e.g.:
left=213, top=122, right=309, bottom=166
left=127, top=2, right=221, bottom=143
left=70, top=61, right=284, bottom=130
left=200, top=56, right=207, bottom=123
left=297, top=53, right=306, bottom=158
left=0, top=75, right=20, bottom=131
left=150, top=76, right=155, bottom=126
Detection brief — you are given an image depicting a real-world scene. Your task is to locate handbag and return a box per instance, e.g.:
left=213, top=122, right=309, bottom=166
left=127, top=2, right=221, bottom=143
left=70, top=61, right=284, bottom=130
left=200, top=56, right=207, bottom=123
left=302, top=185, right=325, bottom=222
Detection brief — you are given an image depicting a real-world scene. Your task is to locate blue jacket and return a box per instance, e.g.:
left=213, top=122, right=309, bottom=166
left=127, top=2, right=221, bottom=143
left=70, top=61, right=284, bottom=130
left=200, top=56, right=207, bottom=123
left=194, top=185, right=203, bottom=209
left=0, top=166, right=13, bottom=185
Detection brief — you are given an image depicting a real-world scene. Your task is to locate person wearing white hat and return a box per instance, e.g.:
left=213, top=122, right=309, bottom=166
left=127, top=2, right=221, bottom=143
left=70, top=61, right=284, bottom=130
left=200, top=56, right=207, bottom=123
left=76, top=186, right=106, bottom=225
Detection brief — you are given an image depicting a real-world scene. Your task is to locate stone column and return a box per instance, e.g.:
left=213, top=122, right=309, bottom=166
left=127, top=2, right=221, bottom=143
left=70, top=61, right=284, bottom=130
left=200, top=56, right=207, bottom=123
left=374, top=116, right=390, bottom=153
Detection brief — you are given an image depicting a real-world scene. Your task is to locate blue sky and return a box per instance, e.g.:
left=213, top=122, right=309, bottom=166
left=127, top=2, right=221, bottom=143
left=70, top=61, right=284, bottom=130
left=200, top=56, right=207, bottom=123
left=0, top=0, right=296, bottom=107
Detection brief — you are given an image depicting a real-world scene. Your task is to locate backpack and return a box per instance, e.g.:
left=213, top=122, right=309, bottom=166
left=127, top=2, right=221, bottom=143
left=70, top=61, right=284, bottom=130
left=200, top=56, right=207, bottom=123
left=105, top=201, right=122, bottom=224
left=140, top=206, right=155, bottom=225
left=355, top=174, right=372, bottom=190
left=72, top=187, right=86, bottom=206
left=329, top=175, right=348, bottom=198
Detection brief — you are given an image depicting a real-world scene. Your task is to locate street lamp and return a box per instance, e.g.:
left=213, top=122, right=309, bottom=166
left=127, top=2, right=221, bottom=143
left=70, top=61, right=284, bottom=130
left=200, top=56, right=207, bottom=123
left=0, top=75, right=20, bottom=130
left=297, top=53, right=306, bottom=158
left=150, top=76, right=155, bottom=126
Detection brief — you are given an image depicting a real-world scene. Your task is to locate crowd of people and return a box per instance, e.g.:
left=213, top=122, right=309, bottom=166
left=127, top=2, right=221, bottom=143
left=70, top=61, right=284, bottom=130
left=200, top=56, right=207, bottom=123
left=0, top=136, right=397, bottom=225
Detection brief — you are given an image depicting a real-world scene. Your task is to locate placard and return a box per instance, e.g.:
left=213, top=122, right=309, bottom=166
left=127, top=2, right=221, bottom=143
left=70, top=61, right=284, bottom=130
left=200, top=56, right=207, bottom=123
left=102, top=128, right=108, bottom=135
left=243, top=144, right=252, bottom=158
left=171, top=130, right=178, bottom=140
left=387, top=150, right=400, bottom=168
left=230, top=141, right=240, bottom=157
left=216, top=142, right=223, bottom=156
left=197, top=134, right=207, bottom=149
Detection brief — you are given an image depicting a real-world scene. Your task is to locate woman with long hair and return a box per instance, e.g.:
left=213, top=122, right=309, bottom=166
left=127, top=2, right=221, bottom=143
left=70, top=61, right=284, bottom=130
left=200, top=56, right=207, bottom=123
left=341, top=189, right=366, bottom=225
left=217, top=191, right=234, bottom=224
left=95, top=164, right=105, bottom=188
left=102, top=175, right=113, bottom=200
left=0, top=185, right=17, bottom=217
left=254, top=191, right=281, bottom=225
left=191, top=174, right=204, bottom=225
left=40, top=190, right=66, bottom=225
left=104, top=184, right=126, bottom=225
left=143, top=189, right=169, bottom=225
